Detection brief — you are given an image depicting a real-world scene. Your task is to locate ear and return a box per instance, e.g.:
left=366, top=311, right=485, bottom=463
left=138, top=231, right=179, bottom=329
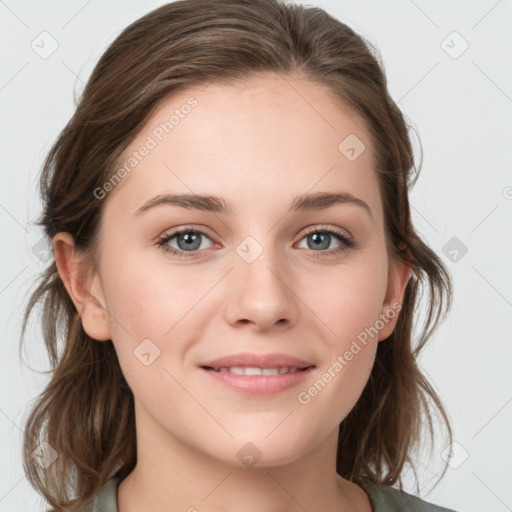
left=378, top=244, right=413, bottom=342
left=52, top=232, right=111, bottom=341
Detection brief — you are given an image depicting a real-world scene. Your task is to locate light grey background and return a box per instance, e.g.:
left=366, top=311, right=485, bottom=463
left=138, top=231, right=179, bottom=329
left=1, top=1, right=511, bottom=511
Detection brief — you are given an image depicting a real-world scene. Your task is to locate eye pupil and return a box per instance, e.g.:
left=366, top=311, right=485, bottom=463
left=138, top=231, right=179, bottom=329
left=178, top=232, right=201, bottom=251
left=309, top=233, right=330, bottom=250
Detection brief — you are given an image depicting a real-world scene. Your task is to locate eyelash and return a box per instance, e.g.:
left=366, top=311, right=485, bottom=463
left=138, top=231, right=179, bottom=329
left=156, top=225, right=357, bottom=259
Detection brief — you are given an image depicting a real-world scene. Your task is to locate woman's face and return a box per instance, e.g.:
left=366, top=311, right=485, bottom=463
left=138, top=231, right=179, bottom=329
left=64, top=73, right=409, bottom=468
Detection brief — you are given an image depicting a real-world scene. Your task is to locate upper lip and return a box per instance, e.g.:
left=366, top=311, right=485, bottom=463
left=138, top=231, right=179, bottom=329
left=200, top=352, right=315, bottom=369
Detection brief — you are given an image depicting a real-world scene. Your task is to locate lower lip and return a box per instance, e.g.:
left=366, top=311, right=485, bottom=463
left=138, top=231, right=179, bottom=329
left=199, top=367, right=315, bottom=395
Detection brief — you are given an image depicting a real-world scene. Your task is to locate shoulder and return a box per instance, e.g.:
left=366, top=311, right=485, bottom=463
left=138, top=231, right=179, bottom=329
left=83, top=478, right=120, bottom=512
left=365, top=482, right=460, bottom=512
left=82, top=478, right=462, bottom=512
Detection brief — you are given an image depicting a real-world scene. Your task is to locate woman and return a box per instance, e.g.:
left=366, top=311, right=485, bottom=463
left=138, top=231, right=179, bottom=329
left=21, top=1, right=458, bottom=510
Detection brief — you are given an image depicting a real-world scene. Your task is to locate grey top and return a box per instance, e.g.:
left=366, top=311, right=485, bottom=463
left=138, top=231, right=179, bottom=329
left=86, top=478, right=459, bottom=511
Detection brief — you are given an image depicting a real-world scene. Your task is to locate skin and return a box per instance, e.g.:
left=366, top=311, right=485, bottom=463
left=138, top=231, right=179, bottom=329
left=54, top=72, right=411, bottom=512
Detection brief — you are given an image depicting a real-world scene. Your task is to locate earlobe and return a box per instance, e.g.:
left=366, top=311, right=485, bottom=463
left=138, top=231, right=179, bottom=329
left=378, top=245, right=413, bottom=342
left=52, top=232, right=111, bottom=341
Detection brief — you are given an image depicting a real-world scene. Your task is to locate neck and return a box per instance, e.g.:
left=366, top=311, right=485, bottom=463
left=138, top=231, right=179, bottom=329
left=116, top=406, right=371, bottom=512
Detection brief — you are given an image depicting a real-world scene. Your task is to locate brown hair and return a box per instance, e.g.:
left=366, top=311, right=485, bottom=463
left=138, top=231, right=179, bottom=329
left=20, top=0, right=453, bottom=510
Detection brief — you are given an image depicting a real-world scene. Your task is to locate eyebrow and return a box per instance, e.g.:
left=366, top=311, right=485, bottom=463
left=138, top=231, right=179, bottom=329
left=135, top=191, right=372, bottom=219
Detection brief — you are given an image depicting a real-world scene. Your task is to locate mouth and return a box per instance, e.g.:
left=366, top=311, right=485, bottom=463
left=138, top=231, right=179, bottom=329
left=198, top=355, right=316, bottom=394
left=197, top=352, right=316, bottom=394
left=199, top=352, right=315, bottom=371
left=201, top=365, right=313, bottom=375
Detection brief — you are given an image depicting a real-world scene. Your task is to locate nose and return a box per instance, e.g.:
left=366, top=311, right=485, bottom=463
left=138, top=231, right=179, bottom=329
left=223, top=241, right=299, bottom=333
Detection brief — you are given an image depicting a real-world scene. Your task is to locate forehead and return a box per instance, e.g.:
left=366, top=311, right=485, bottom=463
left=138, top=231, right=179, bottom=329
left=103, top=73, right=382, bottom=223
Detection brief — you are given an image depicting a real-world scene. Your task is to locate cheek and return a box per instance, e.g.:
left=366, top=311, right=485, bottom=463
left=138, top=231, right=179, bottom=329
left=101, top=254, right=204, bottom=338
left=100, top=253, right=225, bottom=382
left=295, top=254, right=387, bottom=410
left=302, top=253, right=388, bottom=347
left=296, top=285, right=382, bottom=429
left=100, top=261, right=194, bottom=398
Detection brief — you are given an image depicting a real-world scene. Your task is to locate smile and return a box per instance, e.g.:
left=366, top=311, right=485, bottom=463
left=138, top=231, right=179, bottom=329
left=200, top=365, right=315, bottom=394
left=204, top=366, right=307, bottom=375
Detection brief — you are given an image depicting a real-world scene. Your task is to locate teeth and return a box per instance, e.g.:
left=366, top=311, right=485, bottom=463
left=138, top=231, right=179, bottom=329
left=211, top=366, right=300, bottom=375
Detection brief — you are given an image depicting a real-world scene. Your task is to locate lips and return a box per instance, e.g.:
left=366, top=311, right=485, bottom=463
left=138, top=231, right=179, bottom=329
left=199, top=352, right=316, bottom=395
left=199, top=352, right=315, bottom=371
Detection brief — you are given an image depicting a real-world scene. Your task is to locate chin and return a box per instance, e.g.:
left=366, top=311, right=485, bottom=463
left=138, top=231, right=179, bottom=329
left=204, top=429, right=316, bottom=469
